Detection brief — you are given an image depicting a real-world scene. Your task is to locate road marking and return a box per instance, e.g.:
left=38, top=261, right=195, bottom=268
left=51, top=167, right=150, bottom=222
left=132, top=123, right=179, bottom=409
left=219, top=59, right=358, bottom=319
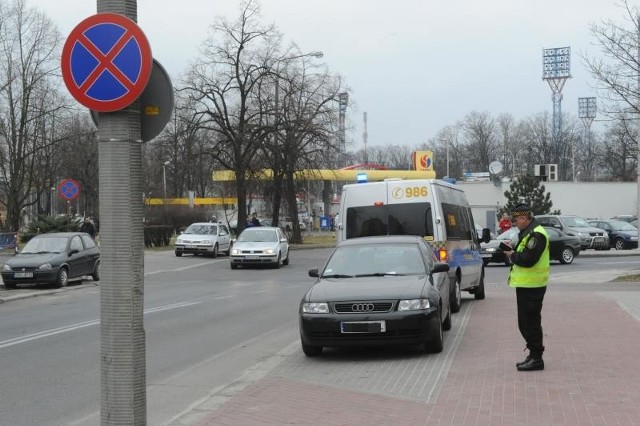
left=0, top=301, right=201, bottom=350
left=145, top=261, right=217, bottom=275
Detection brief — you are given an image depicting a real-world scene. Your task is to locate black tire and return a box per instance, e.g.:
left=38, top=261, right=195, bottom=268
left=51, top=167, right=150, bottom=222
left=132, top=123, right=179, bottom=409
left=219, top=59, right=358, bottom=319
left=474, top=271, right=486, bottom=300
left=91, top=260, right=101, bottom=282
left=425, top=308, right=444, bottom=353
left=54, top=267, right=68, bottom=288
left=442, top=302, right=452, bottom=331
left=614, top=238, right=626, bottom=251
left=282, top=252, right=290, bottom=266
left=175, top=251, right=182, bottom=257
left=559, top=247, right=574, bottom=264
left=230, top=263, right=238, bottom=270
left=450, top=275, right=462, bottom=313
left=3, top=282, right=16, bottom=289
left=211, top=244, right=218, bottom=258
left=274, top=253, right=281, bottom=269
left=301, top=341, right=322, bottom=357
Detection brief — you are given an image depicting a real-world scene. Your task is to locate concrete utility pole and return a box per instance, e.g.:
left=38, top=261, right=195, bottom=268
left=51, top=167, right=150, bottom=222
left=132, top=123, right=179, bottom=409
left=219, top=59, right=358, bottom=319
left=96, top=1, right=146, bottom=424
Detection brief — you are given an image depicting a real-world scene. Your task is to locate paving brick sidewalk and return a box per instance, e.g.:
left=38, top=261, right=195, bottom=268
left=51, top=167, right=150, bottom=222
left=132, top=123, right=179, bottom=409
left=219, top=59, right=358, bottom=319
left=174, top=280, right=640, bottom=426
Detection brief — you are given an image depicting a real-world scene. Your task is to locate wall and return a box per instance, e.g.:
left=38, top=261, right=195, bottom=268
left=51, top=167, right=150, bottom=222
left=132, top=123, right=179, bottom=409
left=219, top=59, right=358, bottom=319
left=459, top=181, right=638, bottom=229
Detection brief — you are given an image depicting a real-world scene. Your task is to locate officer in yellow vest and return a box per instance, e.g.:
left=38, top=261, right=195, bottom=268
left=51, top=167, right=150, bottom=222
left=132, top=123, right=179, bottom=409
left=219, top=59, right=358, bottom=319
left=503, top=204, right=549, bottom=371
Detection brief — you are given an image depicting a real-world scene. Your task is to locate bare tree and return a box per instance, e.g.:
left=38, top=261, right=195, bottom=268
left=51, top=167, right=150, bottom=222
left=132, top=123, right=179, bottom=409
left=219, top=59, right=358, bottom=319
left=0, top=0, right=63, bottom=231
left=600, top=116, right=637, bottom=181
left=461, top=111, right=498, bottom=172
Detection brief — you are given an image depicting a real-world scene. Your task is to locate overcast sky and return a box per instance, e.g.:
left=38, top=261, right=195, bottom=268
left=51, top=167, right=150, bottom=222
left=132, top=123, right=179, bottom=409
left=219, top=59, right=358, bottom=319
left=28, top=0, right=627, bottom=151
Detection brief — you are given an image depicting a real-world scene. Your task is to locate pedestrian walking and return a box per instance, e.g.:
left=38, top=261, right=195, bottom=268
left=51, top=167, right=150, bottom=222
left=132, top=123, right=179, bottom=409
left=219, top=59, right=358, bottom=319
left=502, top=204, right=549, bottom=371
left=498, top=212, right=512, bottom=234
left=80, top=217, right=97, bottom=239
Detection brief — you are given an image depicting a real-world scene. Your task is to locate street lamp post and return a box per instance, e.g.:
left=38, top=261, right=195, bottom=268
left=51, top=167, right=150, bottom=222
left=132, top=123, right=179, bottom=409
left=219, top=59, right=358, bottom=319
left=163, top=160, right=170, bottom=214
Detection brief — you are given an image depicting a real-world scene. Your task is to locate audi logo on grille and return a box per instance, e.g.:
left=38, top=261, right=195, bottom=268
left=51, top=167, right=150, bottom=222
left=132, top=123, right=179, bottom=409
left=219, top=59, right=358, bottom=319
left=351, top=303, right=375, bottom=312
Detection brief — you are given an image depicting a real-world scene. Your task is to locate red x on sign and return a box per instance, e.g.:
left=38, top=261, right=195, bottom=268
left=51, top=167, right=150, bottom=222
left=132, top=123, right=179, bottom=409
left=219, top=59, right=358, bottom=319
left=61, top=13, right=153, bottom=112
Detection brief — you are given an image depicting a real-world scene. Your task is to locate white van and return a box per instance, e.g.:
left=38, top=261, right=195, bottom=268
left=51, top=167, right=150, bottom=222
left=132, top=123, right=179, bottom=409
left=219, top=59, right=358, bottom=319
left=336, top=178, right=487, bottom=312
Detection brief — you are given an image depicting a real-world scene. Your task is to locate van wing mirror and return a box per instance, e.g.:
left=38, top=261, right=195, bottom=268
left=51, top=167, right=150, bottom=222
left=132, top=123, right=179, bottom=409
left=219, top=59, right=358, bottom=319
left=482, top=228, right=492, bottom=243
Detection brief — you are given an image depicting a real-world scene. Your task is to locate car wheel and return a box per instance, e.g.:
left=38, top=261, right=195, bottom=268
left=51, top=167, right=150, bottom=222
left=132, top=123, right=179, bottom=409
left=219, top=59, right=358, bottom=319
left=450, top=275, right=462, bottom=313
left=274, top=253, right=281, bottom=269
left=301, top=341, right=323, bottom=357
left=474, top=270, right=486, bottom=300
left=282, top=252, right=290, bottom=266
left=482, top=259, right=489, bottom=266
left=559, top=247, right=574, bottom=264
left=211, top=244, right=218, bottom=258
left=54, top=267, right=68, bottom=288
left=3, top=282, right=16, bottom=289
left=91, top=260, right=101, bottom=282
left=614, top=238, right=626, bottom=251
left=442, top=302, right=452, bottom=331
left=230, top=263, right=238, bottom=270
left=175, top=251, right=182, bottom=257
left=424, top=307, right=444, bottom=353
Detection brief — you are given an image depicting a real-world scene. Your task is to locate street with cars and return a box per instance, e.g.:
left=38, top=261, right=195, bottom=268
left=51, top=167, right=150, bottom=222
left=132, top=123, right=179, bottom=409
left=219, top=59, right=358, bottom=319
left=1, top=247, right=639, bottom=425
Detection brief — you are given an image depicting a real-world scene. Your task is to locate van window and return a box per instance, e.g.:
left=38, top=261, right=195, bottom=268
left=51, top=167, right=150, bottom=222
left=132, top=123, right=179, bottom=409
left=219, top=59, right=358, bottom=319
left=441, top=203, right=473, bottom=240
left=346, top=203, right=433, bottom=239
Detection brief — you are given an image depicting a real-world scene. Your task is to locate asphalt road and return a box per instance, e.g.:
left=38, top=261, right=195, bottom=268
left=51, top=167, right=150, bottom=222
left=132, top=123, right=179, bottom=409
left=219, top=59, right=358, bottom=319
left=0, top=248, right=638, bottom=425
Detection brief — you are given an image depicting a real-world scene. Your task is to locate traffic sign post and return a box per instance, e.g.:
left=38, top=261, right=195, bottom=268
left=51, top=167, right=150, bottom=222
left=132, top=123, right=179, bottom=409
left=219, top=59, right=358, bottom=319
left=61, top=13, right=152, bottom=112
left=57, top=179, right=81, bottom=201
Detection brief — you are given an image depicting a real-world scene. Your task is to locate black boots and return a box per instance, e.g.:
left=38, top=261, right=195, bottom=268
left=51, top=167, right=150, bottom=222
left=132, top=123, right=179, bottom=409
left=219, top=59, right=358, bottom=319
left=517, top=353, right=544, bottom=371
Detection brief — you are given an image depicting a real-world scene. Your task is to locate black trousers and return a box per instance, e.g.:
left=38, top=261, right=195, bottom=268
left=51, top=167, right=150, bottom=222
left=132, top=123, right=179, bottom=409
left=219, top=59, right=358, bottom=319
left=516, top=286, right=547, bottom=356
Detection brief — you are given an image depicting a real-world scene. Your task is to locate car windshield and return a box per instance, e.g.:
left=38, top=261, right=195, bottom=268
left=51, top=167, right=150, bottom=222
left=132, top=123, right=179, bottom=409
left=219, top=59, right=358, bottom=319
left=238, top=229, right=278, bottom=242
left=322, top=243, right=426, bottom=278
left=21, top=237, right=68, bottom=254
left=184, top=224, right=217, bottom=235
left=562, top=216, right=591, bottom=227
left=497, top=228, right=519, bottom=241
left=610, top=220, right=637, bottom=231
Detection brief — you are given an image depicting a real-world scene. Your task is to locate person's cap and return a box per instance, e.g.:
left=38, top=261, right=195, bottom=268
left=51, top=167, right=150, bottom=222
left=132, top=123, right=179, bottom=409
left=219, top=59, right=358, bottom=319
left=511, top=203, right=532, bottom=218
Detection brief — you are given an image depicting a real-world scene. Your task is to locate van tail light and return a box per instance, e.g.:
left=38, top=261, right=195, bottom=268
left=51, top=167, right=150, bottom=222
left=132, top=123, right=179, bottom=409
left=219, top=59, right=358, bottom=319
left=438, top=249, right=448, bottom=262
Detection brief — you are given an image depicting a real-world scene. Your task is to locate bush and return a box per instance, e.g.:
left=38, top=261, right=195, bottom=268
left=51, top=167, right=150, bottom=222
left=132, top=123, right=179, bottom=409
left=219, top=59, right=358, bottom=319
left=20, top=215, right=82, bottom=243
left=144, top=225, right=174, bottom=248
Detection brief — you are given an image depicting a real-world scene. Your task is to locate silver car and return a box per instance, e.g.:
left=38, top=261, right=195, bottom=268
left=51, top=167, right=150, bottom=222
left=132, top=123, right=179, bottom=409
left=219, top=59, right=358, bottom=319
left=230, top=226, right=290, bottom=269
left=174, top=222, right=232, bottom=257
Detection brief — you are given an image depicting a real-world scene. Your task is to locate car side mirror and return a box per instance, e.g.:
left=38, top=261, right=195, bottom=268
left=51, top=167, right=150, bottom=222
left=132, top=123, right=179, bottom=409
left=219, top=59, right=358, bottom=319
left=431, top=262, right=450, bottom=274
left=308, top=268, right=319, bottom=277
left=481, top=228, right=491, bottom=243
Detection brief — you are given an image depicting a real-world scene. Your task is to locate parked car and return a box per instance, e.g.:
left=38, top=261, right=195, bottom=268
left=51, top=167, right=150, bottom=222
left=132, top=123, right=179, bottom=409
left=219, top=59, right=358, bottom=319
left=0, top=232, right=18, bottom=254
left=481, top=226, right=581, bottom=265
left=1, top=232, right=100, bottom=289
left=610, top=214, right=637, bottom=223
left=230, top=226, right=290, bottom=269
left=535, top=214, right=609, bottom=250
left=588, top=219, right=638, bottom=250
left=174, top=222, right=233, bottom=257
left=299, top=235, right=451, bottom=357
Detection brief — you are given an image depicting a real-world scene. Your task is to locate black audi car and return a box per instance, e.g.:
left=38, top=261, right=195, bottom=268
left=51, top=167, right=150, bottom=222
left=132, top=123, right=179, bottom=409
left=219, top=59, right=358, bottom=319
left=299, top=235, right=451, bottom=357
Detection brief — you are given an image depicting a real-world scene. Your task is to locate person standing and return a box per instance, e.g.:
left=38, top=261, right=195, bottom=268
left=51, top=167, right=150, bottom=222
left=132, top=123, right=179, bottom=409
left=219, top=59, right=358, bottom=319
left=80, top=217, right=97, bottom=239
left=503, top=204, right=549, bottom=371
left=498, top=212, right=512, bottom=234
left=249, top=212, right=261, bottom=227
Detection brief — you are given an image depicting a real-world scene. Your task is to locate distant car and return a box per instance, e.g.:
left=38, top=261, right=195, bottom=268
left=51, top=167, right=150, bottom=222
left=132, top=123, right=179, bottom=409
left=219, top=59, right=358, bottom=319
left=174, top=222, right=233, bottom=257
left=1, top=232, right=100, bottom=289
left=299, top=235, right=452, bottom=357
left=481, top=226, right=581, bottom=265
left=480, top=228, right=519, bottom=266
left=536, top=214, right=609, bottom=250
left=588, top=219, right=638, bottom=250
left=0, top=232, right=18, bottom=254
left=230, top=226, right=290, bottom=269
left=610, top=215, right=637, bottom=223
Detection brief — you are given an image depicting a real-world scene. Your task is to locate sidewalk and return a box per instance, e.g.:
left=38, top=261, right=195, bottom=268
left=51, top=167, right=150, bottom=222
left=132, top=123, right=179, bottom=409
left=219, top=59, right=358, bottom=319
left=168, top=258, right=640, bottom=426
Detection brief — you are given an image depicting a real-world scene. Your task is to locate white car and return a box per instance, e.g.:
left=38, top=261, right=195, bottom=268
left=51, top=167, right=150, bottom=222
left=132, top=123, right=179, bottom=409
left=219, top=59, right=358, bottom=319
left=174, top=222, right=232, bottom=257
left=230, top=226, right=290, bottom=269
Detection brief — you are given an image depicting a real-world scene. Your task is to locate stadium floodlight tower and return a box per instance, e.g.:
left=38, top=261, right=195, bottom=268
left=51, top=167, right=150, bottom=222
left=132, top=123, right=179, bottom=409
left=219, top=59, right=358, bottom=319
left=577, top=97, right=596, bottom=182
left=543, top=47, right=572, bottom=153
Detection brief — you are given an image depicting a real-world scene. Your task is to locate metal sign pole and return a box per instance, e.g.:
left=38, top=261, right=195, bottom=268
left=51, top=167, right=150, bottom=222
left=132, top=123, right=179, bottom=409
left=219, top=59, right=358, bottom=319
left=96, top=1, right=146, bottom=425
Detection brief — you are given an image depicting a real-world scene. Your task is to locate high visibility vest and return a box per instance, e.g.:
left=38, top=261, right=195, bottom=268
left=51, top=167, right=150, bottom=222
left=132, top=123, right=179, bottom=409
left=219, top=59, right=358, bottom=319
left=509, top=225, right=549, bottom=288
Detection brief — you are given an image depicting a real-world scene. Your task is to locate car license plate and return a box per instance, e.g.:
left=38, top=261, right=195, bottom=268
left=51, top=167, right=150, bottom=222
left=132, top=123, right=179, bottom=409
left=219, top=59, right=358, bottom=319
left=245, top=255, right=258, bottom=260
left=340, top=321, right=386, bottom=333
left=186, top=244, right=196, bottom=248
left=14, top=272, right=33, bottom=278
left=481, top=254, right=491, bottom=258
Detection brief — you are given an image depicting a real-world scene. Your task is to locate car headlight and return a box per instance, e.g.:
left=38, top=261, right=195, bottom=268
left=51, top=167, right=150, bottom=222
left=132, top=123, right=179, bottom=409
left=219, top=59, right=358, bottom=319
left=577, top=232, right=588, bottom=238
left=302, top=302, right=329, bottom=314
left=38, top=263, right=53, bottom=271
left=202, top=241, right=213, bottom=246
left=264, top=248, right=275, bottom=254
left=231, top=248, right=240, bottom=255
left=1, top=264, right=11, bottom=272
left=398, top=299, right=431, bottom=311
left=486, top=248, right=496, bottom=252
